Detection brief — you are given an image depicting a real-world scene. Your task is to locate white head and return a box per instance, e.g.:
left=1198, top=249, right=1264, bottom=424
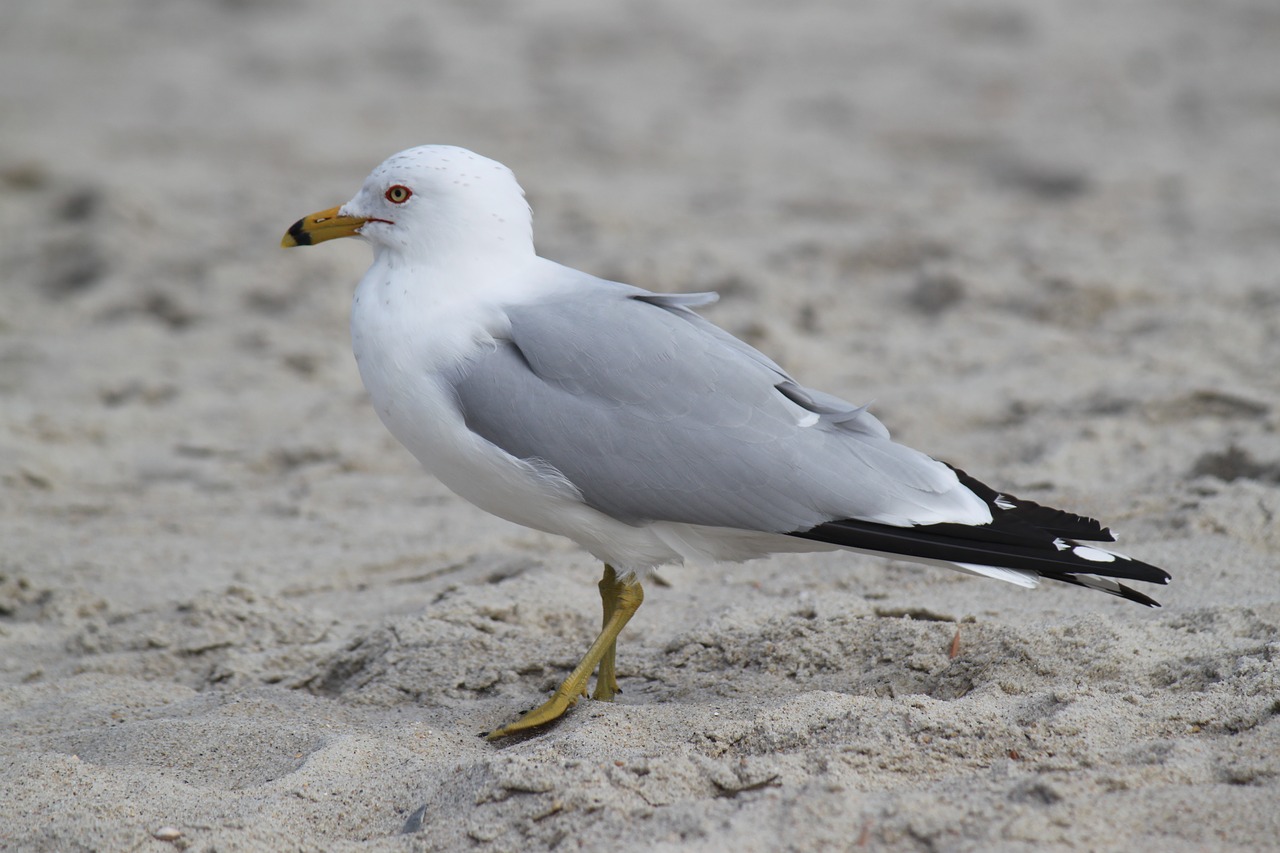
left=283, top=145, right=534, bottom=265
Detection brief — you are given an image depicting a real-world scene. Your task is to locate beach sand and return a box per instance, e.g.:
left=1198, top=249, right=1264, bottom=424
left=2, top=1, right=1279, bottom=849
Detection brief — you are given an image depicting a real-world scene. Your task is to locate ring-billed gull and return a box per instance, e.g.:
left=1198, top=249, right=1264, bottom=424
left=282, top=145, right=1170, bottom=739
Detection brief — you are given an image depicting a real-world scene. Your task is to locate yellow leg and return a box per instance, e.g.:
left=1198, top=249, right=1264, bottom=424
left=595, top=564, right=622, bottom=701
left=486, top=564, right=643, bottom=740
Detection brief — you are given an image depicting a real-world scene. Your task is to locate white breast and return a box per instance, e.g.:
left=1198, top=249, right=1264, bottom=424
left=348, top=258, right=633, bottom=551
left=347, top=256, right=842, bottom=573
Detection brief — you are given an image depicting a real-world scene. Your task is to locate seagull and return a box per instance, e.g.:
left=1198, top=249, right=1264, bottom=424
left=282, top=145, right=1171, bottom=739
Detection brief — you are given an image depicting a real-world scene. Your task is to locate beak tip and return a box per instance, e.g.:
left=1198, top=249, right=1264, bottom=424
left=281, top=218, right=311, bottom=248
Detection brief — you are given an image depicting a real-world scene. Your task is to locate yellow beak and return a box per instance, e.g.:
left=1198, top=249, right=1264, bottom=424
left=280, top=206, right=370, bottom=247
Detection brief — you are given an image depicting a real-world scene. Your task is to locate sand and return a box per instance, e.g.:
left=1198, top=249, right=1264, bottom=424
left=2, top=0, right=1279, bottom=849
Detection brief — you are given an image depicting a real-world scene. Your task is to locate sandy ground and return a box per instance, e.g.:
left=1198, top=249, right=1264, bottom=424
left=3, top=0, right=1280, bottom=850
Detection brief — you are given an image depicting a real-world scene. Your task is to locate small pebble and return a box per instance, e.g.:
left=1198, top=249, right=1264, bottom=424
left=401, top=805, right=428, bottom=834
left=153, top=826, right=183, bottom=841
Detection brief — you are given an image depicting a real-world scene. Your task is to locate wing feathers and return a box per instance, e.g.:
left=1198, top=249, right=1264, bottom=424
left=452, top=280, right=1170, bottom=606
left=454, top=285, right=986, bottom=532
left=790, top=514, right=1170, bottom=606
left=944, top=463, right=1114, bottom=542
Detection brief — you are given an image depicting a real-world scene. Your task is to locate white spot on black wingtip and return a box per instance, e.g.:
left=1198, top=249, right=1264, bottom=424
left=1053, top=538, right=1070, bottom=551
left=994, top=495, right=1016, bottom=510
left=1072, top=545, right=1117, bottom=563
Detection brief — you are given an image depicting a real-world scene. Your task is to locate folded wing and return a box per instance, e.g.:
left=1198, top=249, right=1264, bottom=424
left=451, top=278, right=1170, bottom=604
left=453, top=280, right=989, bottom=534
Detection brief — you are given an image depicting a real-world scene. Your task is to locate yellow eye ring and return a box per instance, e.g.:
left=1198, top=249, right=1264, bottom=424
left=385, top=185, right=412, bottom=204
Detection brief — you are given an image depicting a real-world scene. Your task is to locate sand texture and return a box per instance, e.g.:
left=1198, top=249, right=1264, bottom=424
left=3, top=0, right=1279, bottom=850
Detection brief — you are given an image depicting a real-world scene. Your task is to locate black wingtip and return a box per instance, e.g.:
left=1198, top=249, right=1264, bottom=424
left=1118, top=589, right=1162, bottom=608
left=1036, top=570, right=1165, bottom=607
left=791, top=515, right=1171, bottom=607
left=942, top=462, right=1116, bottom=542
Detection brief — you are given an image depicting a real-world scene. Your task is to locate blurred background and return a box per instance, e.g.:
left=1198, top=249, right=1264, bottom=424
left=3, top=2, right=1280, bottom=848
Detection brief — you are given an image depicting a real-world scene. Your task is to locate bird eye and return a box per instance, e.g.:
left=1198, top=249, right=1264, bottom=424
left=385, top=185, right=412, bottom=204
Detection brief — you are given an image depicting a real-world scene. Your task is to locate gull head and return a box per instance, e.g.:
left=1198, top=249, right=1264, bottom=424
left=282, top=145, right=534, bottom=263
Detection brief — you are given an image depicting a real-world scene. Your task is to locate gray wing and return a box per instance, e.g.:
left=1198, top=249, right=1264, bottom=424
left=452, top=282, right=979, bottom=533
